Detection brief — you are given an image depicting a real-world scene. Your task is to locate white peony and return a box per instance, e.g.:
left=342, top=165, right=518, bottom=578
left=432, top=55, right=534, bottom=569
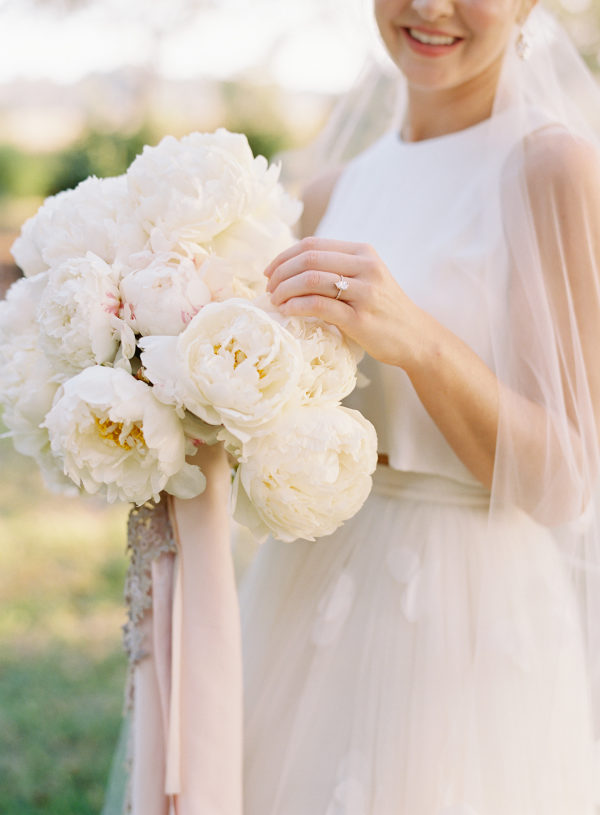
left=232, top=405, right=378, bottom=542
left=37, top=252, right=135, bottom=377
left=200, top=254, right=269, bottom=302
left=0, top=273, right=44, bottom=344
left=204, top=208, right=299, bottom=300
left=44, top=366, right=206, bottom=505
left=127, top=130, right=301, bottom=265
left=2, top=397, right=78, bottom=496
left=274, top=314, right=362, bottom=404
left=120, top=252, right=211, bottom=336
left=0, top=276, right=56, bottom=438
left=0, top=343, right=58, bottom=457
left=140, top=298, right=304, bottom=441
left=10, top=175, right=143, bottom=277
left=0, top=275, right=75, bottom=492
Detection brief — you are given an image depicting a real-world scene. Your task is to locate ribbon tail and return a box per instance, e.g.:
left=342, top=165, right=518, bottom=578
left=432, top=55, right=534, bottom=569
left=165, top=553, right=183, bottom=795
left=165, top=449, right=243, bottom=815
left=130, top=608, right=170, bottom=815
left=124, top=497, right=179, bottom=815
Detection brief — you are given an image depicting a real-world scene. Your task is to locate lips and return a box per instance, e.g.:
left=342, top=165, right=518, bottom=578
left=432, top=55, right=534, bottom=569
left=402, top=26, right=464, bottom=56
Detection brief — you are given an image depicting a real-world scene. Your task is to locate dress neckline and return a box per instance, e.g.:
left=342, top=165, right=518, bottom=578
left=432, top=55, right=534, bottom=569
left=392, top=116, right=492, bottom=150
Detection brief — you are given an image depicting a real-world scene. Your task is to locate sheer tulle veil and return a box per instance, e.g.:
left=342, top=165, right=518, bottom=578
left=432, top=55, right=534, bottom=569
left=475, top=10, right=600, bottom=800
left=284, top=1, right=600, bottom=802
left=484, top=6, right=600, bottom=779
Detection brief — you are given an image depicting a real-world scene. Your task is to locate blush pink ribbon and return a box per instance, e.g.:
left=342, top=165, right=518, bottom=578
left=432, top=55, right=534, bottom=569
left=129, top=449, right=243, bottom=815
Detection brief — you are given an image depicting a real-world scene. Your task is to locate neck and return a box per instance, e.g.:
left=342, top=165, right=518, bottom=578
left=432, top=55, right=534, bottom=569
left=401, top=56, right=503, bottom=142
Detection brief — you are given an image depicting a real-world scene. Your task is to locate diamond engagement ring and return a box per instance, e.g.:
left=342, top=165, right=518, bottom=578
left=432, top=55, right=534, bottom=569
left=334, top=275, right=349, bottom=299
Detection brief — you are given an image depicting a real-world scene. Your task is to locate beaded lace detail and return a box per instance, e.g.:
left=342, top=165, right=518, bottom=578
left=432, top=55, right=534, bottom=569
left=121, top=494, right=178, bottom=814
left=123, top=495, right=177, bottom=667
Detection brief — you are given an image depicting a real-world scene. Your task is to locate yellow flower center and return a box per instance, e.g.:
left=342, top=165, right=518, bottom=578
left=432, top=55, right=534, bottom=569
left=213, top=339, right=248, bottom=369
left=95, top=417, right=146, bottom=451
left=212, top=338, right=268, bottom=378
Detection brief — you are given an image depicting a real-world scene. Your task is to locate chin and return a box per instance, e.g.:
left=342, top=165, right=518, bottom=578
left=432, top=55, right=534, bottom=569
left=397, top=59, right=461, bottom=91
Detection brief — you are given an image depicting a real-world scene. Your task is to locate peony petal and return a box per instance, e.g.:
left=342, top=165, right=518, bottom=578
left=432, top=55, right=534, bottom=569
left=139, top=335, right=181, bottom=407
left=165, top=462, right=206, bottom=499
left=231, top=469, right=270, bottom=542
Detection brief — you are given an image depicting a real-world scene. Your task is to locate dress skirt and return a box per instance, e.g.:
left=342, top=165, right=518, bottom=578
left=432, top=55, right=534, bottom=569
left=239, top=466, right=597, bottom=815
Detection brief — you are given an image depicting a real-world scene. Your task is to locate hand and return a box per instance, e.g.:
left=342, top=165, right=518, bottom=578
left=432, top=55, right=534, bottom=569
left=265, top=236, right=427, bottom=370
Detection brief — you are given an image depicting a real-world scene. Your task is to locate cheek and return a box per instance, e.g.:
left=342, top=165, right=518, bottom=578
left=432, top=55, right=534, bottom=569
left=458, top=0, right=520, bottom=28
left=373, top=0, right=400, bottom=29
left=373, top=0, right=397, bottom=55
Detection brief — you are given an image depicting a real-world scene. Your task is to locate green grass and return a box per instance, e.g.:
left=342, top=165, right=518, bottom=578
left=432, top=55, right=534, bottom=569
left=0, top=433, right=130, bottom=815
left=0, top=646, right=126, bottom=815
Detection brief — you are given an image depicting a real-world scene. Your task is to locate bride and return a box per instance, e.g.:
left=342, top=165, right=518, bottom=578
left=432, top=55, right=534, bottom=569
left=240, top=0, right=600, bottom=813
left=114, top=0, right=600, bottom=812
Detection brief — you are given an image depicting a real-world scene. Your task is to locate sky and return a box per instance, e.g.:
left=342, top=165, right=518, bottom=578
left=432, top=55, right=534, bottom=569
left=0, top=0, right=383, bottom=92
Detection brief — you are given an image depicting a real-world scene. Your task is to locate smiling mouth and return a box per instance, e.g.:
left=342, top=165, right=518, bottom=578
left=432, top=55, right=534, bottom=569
left=404, top=27, right=462, bottom=47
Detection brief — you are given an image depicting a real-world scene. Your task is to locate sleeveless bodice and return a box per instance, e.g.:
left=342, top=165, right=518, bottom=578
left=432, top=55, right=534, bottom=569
left=316, top=122, right=506, bottom=485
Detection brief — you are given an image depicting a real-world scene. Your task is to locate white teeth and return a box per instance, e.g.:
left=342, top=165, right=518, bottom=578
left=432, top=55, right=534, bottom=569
left=409, top=28, right=457, bottom=46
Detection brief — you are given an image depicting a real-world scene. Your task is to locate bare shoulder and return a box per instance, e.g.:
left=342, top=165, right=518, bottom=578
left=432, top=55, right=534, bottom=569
left=502, top=125, right=600, bottom=289
left=299, top=167, right=343, bottom=239
left=520, top=125, right=600, bottom=194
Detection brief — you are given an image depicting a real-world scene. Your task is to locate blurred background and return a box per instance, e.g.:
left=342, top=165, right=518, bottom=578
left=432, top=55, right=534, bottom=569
left=1, top=0, right=599, bottom=812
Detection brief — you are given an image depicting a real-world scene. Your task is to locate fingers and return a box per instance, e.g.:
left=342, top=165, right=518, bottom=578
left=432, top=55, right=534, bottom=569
left=264, top=237, right=366, bottom=281
left=270, top=269, right=357, bottom=306
left=267, top=251, right=362, bottom=295
left=278, top=294, right=351, bottom=325
left=265, top=236, right=376, bottom=332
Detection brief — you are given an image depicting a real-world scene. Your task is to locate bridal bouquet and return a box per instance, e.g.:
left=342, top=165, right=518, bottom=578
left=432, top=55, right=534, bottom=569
left=0, top=129, right=377, bottom=541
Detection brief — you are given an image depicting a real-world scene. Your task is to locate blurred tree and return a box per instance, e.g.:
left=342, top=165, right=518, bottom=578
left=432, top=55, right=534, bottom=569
left=0, top=128, right=155, bottom=200
left=47, top=127, right=154, bottom=195
left=240, top=126, right=288, bottom=162
left=0, top=146, right=59, bottom=198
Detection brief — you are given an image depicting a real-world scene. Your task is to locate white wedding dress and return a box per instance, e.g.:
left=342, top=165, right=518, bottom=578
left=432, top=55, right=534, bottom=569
left=239, top=123, right=598, bottom=814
